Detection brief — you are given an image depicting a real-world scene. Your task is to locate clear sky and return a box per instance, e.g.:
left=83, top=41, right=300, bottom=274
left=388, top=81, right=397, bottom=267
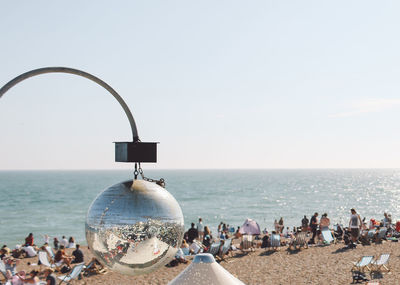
left=1, top=1, right=400, bottom=170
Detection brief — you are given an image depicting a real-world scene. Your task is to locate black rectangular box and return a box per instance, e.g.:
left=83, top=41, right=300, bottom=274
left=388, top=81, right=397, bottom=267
left=115, top=142, right=157, bottom=163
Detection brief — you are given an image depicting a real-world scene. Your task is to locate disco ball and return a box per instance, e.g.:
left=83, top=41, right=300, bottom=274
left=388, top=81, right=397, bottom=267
left=85, top=179, right=184, bottom=275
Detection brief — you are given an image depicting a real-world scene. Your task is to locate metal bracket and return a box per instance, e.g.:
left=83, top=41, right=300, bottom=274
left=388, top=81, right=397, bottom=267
left=115, top=142, right=157, bottom=163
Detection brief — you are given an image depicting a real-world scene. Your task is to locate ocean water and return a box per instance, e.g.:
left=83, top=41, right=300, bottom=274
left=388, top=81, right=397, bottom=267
left=0, top=169, right=399, bottom=247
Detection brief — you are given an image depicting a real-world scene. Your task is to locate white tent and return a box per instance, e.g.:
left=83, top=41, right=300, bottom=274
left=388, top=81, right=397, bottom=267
left=168, top=253, right=245, bottom=285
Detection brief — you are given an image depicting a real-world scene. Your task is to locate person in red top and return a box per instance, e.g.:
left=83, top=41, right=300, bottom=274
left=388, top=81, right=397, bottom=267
left=25, top=233, right=34, bottom=246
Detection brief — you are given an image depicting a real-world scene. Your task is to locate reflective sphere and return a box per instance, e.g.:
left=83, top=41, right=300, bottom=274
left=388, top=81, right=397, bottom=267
left=85, top=179, right=184, bottom=275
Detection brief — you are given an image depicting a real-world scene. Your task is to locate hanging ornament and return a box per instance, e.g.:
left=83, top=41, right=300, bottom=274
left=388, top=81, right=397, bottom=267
left=0, top=67, right=185, bottom=275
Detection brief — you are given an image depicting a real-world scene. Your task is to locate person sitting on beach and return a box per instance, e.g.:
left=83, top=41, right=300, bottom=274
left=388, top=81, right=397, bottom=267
left=319, top=213, right=330, bottom=231
left=16, top=269, right=40, bottom=284
left=383, top=212, right=391, bottom=228
left=301, top=215, right=309, bottom=232
left=0, top=248, right=8, bottom=260
left=84, top=258, right=106, bottom=276
left=54, top=246, right=72, bottom=267
left=180, top=239, right=190, bottom=255
left=68, top=237, right=76, bottom=249
left=202, top=226, right=212, bottom=248
left=235, top=227, right=242, bottom=239
left=72, top=244, right=84, bottom=263
left=43, top=268, right=57, bottom=285
left=24, top=233, right=34, bottom=247
left=22, top=245, right=37, bottom=258
left=261, top=234, right=270, bottom=248
left=187, top=223, right=199, bottom=243
left=4, top=257, right=20, bottom=276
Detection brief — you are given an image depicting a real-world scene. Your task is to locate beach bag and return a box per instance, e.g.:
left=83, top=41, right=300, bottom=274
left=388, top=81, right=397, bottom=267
left=60, top=265, right=71, bottom=273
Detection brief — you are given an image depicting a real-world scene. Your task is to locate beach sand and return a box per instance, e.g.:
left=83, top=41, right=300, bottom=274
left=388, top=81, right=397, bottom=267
left=10, top=240, right=399, bottom=284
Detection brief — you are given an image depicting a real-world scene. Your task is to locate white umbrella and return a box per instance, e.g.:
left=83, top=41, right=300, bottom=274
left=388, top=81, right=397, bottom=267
left=168, top=253, right=245, bottom=285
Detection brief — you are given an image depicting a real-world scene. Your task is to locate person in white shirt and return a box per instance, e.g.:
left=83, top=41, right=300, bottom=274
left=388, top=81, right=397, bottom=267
left=60, top=236, right=69, bottom=248
left=23, top=246, right=37, bottom=257
left=196, top=218, right=204, bottom=241
left=349, top=208, right=362, bottom=243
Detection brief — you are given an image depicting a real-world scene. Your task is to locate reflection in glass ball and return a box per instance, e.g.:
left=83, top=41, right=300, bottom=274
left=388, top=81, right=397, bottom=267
left=85, top=179, right=184, bottom=275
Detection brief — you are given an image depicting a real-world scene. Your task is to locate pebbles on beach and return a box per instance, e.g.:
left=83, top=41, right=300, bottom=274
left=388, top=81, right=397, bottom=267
left=11, top=240, right=399, bottom=285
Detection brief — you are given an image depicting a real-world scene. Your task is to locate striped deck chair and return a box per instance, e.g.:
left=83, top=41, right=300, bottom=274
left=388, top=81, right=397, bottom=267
left=241, top=235, right=254, bottom=252
left=372, top=253, right=390, bottom=273
left=207, top=241, right=221, bottom=256
left=351, top=255, right=374, bottom=273
left=321, top=229, right=334, bottom=245
left=270, top=234, right=281, bottom=250
left=289, top=232, right=308, bottom=250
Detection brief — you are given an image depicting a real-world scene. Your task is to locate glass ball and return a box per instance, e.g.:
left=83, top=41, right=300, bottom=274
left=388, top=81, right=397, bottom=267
left=85, top=179, right=184, bottom=275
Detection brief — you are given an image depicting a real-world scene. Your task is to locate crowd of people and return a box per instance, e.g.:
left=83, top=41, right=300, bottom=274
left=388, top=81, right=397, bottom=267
left=171, top=210, right=399, bottom=265
left=0, top=233, right=105, bottom=285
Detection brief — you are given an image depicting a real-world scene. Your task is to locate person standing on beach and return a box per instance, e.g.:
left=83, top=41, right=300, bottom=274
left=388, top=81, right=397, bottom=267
left=60, top=236, right=68, bottom=248
left=187, top=223, right=199, bottom=243
left=301, top=215, right=309, bottom=232
left=278, top=218, right=284, bottom=233
left=319, top=213, right=330, bottom=231
left=197, top=218, right=204, bottom=241
left=349, top=208, right=362, bottom=243
left=309, top=212, right=318, bottom=244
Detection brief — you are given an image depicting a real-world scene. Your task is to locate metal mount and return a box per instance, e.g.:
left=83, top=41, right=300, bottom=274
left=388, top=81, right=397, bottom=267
left=0, top=67, right=157, bottom=163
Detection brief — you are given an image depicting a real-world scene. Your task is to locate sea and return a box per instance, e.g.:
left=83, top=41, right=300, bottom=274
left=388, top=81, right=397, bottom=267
left=0, top=169, right=399, bottom=247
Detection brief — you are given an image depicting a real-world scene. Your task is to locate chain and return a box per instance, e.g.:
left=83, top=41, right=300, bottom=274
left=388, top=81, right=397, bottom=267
left=137, top=163, right=166, bottom=188
left=134, top=163, right=139, bottom=180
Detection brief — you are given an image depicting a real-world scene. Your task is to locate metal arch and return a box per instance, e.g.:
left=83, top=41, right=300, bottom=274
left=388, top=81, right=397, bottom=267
left=0, top=67, right=140, bottom=142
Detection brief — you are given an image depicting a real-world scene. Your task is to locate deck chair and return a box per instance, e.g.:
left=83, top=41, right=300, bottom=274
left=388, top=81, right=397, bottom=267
left=189, top=240, right=204, bottom=254
left=207, top=241, right=221, bottom=256
left=45, top=246, right=55, bottom=260
left=58, top=262, right=85, bottom=284
left=372, top=253, right=390, bottom=273
left=377, top=228, right=387, bottom=240
left=367, top=230, right=375, bottom=240
left=351, top=255, right=374, bottom=283
left=0, top=260, right=8, bottom=281
left=241, top=235, right=254, bottom=252
left=38, top=251, right=56, bottom=269
left=83, top=259, right=107, bottom=276
left=321, top=229, right=335, bottom=245
left=216, top=239, right=232, bottom=261
left=351, top=256, right=374, bottom=273
left=270, top=234, right=281, bottom=250
left=289, top=232, right=308, bottom=250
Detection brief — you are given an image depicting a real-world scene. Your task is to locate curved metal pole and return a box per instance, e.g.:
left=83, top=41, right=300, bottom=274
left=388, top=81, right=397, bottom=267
left=0, top=67, right=139, bottom=142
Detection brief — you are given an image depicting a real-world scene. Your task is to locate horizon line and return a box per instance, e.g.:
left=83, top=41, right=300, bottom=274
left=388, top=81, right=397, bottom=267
left=1, top=167, right=400, bottom=171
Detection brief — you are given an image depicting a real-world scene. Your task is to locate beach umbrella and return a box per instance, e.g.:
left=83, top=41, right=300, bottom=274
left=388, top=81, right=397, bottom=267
left=168, top=253, right=245, bottom=285
left=239, top=218, right=261, bottom=235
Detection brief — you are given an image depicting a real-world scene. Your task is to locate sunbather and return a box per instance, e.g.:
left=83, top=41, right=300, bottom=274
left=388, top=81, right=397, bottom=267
left=54, top=246, right=73, bottom=267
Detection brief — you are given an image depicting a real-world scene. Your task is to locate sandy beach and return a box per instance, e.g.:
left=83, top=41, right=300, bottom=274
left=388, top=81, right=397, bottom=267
left=8, top=239, right=399, bottom=285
